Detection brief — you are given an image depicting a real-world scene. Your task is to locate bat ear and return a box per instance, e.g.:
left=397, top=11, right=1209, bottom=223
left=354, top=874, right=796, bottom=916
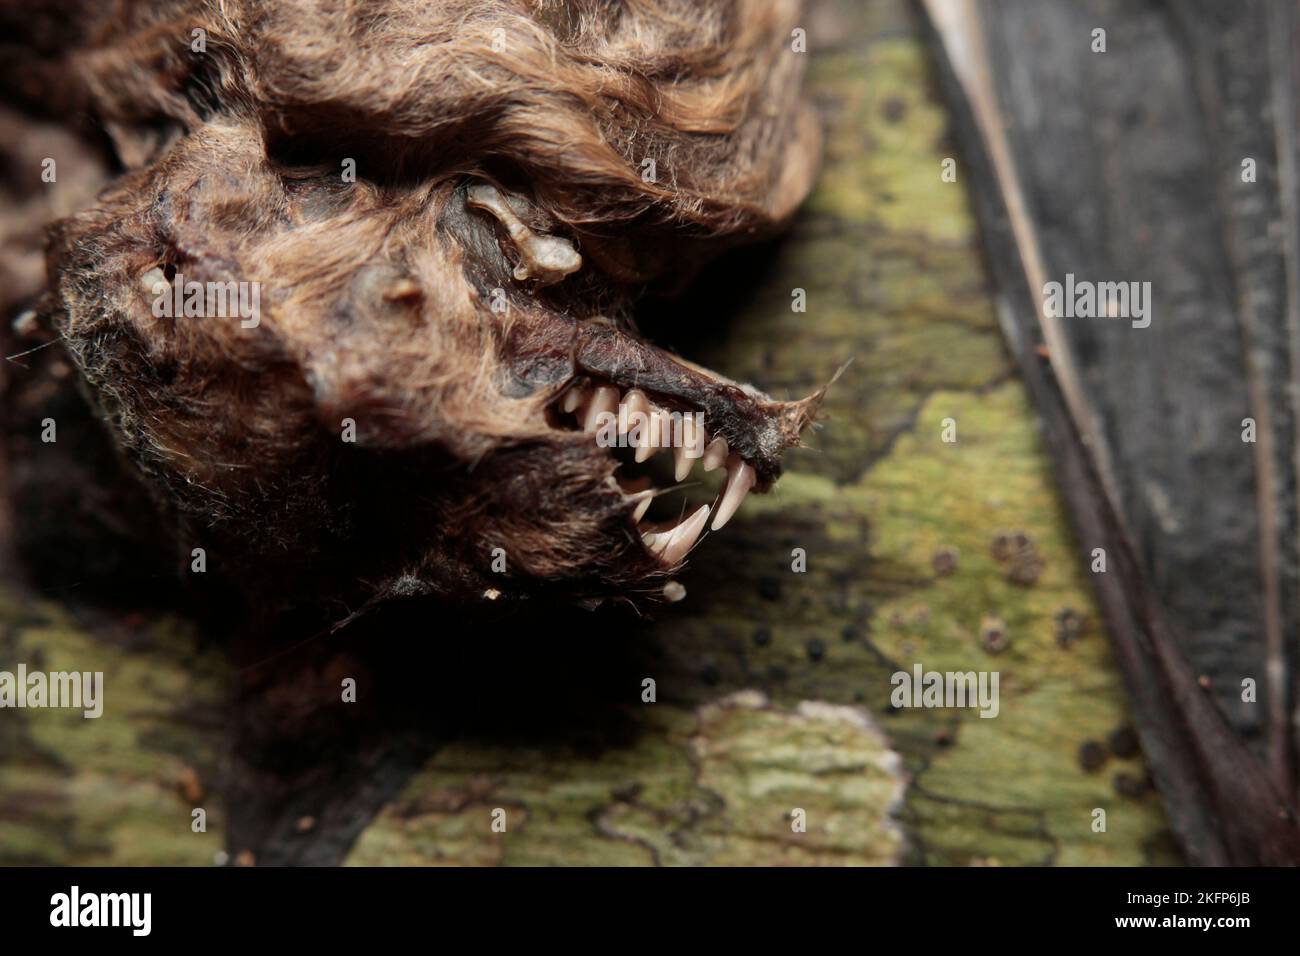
left=762, top=109, right=824, bottom=226
left=1, top=7, right=201, bottom=169
left=74, top=25, right=206, bottom=169
left=45, top=13, right=209, bottom=169
left=98, top=118, right=188, bottom=171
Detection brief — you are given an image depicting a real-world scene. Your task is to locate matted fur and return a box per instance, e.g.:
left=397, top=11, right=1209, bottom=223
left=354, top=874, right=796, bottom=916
left=14, top=0, right=822, bottom=615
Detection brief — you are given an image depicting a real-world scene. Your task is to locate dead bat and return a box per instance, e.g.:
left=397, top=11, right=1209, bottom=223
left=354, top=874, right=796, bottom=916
left=0, top=0, right=824, bottom=618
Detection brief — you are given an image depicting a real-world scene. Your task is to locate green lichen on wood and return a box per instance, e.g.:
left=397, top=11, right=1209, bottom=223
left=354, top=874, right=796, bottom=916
left=348, top=692, right=905, bottom=866
left=0, top=590, right=227, bottom=864
left=0, top=0, right=1178, bottom=867
left=856, top=385, right=1178, bottom=864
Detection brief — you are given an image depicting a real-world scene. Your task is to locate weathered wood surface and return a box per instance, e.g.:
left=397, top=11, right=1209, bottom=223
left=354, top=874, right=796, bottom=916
left=0, top=0, right=1179, bottom=866
left=921, top=0, right=1300, bottom=865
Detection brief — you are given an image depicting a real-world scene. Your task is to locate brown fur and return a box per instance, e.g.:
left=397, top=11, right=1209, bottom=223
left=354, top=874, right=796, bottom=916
left=8, top=0, right=822, bottom=616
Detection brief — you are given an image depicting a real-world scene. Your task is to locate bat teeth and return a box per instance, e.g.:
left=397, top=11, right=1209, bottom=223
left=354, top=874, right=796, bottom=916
left=583, top=386, right=619, bottom=432
left=711, top=455, right=756, bottom=531
left=662, top=580, right=687, bottom=602
left=621, top=389, right=653, bottom=461
left=673, top=443, right=691, bottom=482
left=702, top=436, right=729, bottom=472
left=554, top=378, right=763, bottom=580
left=617, top=475, right=656, bottom=524
left=673, top=414, right=704, bottom=481
left=636, top=405, right=672, bottom=463
left=640, top=503, right=710, bottom=567
left=562, top=383, right=589, bottom=414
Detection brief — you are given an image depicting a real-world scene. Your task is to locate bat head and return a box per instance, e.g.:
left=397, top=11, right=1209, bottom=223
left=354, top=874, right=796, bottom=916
left=43, top=0, right=823, bottom=615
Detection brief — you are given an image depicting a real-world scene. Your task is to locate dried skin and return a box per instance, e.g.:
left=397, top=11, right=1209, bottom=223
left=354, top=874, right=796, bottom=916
left=14, top=0, right=824, bottom=614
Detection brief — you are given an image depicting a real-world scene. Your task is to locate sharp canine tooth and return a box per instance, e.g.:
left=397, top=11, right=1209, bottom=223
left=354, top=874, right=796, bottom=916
left=702, top=436, right=729, bottom=472
left=685, top=415, right=704, bottom=458
left=640, top=503, right=711, bottom=565
left=662, top=504, right=710, bottom=565
left=635, top=401, right=666, bottom=463
left=623, top=389, right=649, bottom=450
left=641, top=526, right=675, bottom=556
left=584, top=385, right=619, bottom=433
left=623, top=480, right=654, bottom=524
left=711, top=457, right=756, bottom=531
left=673, top=415, right=703, bottom=481
left=674, top=444, right=692, bottom=482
